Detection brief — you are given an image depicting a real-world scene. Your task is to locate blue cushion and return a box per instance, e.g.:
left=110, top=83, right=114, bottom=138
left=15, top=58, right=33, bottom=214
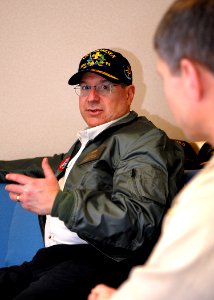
left=0, top=184, right=44, bottom=267
left=183, top=170, right=199, bottom=184
left=0, top=184, right=16, bottom=266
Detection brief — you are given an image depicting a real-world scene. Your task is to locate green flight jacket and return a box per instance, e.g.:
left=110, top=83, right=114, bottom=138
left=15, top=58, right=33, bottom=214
left=0, top=111, right=184, bottom=263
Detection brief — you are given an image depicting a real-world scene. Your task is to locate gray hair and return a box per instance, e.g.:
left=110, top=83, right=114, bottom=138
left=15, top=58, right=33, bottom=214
left=154, top=0, right=214, bottom=74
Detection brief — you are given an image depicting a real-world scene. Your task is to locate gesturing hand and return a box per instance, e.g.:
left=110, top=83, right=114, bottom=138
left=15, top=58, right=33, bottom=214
left=5, top=157, right=60, bottom=215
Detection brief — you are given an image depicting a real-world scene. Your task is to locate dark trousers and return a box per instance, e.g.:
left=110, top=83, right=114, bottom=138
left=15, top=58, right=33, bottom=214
left=0, top=244, right=131, bottom=300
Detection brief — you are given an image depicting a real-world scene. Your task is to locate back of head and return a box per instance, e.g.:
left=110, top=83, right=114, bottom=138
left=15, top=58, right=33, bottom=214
left=154, top=0, right=214, bottom=74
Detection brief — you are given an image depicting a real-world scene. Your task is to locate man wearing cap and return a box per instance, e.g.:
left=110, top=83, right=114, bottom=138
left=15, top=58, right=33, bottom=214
left=0, top=48, right=184, bottom=299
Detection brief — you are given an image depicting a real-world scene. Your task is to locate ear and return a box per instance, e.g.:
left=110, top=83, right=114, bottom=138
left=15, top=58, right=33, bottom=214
left=180, top=59, right=203, bottom=102
left=126, top=85, right=135, bottom=105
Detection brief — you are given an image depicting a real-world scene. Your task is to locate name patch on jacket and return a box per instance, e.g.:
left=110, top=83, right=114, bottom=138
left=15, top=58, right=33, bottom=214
left=78, top=145, right=106, bottom=165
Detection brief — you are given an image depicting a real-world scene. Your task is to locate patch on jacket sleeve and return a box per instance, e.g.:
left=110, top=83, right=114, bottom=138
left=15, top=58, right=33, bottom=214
left=78, top=145, right=106, bottom=165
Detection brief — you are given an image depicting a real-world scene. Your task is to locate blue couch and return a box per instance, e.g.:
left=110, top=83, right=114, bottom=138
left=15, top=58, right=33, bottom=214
left=0, top=184, right=44, bottom=267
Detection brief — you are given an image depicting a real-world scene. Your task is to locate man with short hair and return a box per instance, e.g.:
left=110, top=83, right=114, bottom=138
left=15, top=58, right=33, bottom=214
left=0, top=48, right=183, bottom=299
left=88, top=1, right=214, bottom=299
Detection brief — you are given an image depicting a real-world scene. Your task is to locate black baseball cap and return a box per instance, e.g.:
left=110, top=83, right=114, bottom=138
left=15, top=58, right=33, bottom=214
left=68, top=48, right=132, bottom=85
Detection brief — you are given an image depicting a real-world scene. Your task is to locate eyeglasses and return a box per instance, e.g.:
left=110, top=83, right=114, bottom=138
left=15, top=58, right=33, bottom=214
left=74, top=83, right=119, bottom=97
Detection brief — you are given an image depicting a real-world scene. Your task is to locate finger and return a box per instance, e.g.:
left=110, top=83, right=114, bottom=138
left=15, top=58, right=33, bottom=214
left=5, top=183, right=24, bottom=195
left=8, top=192, right=21, bottom=202
left=96, top=285, right=116, bottom=299
left=88, top=285, right=112, bottom=300
left=42, top=157, right=56, bottom=179
left=87, top=293, right=95, bottom=300
left=5, top=173, right=30, bottom=185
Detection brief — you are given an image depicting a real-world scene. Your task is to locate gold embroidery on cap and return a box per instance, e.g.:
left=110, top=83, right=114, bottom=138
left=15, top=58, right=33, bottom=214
left=90, top=69, right=119, bottom=80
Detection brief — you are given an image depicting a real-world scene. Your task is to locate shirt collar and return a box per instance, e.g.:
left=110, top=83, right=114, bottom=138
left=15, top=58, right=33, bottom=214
left=77, top=112, right=130, bottom=144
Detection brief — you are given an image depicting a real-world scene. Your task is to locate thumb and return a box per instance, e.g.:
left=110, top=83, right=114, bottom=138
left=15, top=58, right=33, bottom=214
left=42, top=157, right=55, bottom=179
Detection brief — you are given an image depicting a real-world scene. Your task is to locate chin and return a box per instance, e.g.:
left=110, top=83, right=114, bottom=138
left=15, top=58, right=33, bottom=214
left=87, top=120, right=103, bottom=128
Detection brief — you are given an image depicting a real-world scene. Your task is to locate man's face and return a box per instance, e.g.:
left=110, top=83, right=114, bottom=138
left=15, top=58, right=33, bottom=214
left=77, top=72, right=134, bottom=127
left=157, top=57, right=196, bottom=139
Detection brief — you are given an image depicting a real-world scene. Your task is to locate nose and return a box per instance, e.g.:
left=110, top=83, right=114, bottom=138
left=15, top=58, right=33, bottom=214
left=86, top=86, right=100, bottom=101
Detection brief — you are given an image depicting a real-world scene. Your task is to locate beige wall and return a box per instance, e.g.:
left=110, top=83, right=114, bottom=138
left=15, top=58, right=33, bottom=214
left=0, top=0, right=186, bottom=160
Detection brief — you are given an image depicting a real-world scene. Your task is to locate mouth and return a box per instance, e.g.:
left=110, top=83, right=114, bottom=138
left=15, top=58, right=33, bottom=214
left=86, top=109, right=102, bottom=114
